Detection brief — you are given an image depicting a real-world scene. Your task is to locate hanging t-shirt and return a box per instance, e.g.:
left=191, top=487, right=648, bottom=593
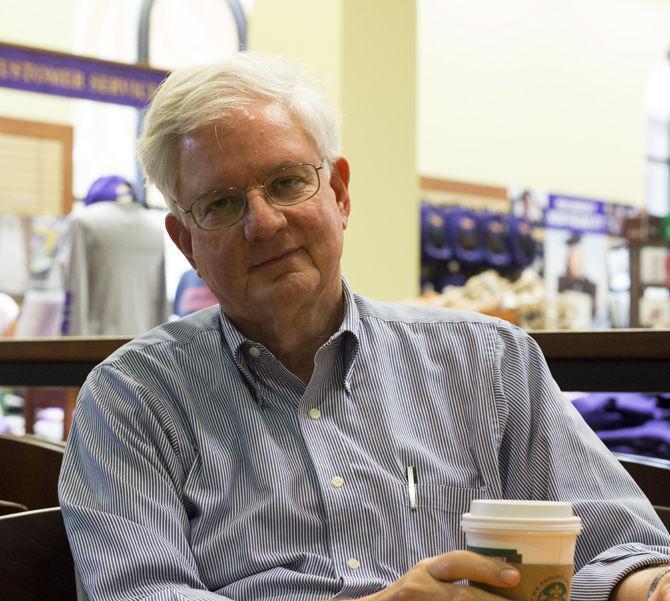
left=60, top=202, right=169, bottom=336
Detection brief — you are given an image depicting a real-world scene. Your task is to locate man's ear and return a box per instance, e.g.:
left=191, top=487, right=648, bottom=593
left=330, top=156, right=351, bottom=229
left=165, top=212, right=197, bottom=270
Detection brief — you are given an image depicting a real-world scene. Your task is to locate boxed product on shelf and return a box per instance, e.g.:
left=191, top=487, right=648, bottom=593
left=640, top=246, right=670, bottom=285
left=639, top=297, right=670, bottom=328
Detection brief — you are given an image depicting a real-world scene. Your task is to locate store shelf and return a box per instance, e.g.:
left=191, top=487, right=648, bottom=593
left=1, top=330, right=669, bottom=391
left=624, top=216, right=670, bottom=328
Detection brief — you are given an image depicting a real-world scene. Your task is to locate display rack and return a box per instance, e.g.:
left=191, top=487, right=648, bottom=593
left=624, top=215, right=670, bottom=327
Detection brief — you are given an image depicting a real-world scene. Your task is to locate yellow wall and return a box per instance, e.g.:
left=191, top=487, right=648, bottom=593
left=418, top=0, right=670, bottom=207
left=251, top=0, right=418, bottom=301
left=248, top=0, right=342, bottom=104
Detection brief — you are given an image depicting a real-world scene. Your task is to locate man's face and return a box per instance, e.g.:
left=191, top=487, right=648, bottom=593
left=166, top=102, right=350, bottom=330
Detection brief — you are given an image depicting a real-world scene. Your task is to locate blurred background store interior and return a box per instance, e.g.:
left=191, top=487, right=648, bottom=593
left=0, top=0, right=669, bottom=460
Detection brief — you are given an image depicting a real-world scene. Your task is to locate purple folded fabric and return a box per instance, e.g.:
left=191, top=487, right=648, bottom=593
left=83, top=175, right=137, bottom=206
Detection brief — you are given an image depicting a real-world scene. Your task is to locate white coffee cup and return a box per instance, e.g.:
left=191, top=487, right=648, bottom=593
left=461, top=500, right=582, bottom=601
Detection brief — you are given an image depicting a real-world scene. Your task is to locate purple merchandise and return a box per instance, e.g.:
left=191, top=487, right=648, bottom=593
left=597, top=421, right=670, bottom=459
left=572, top=392, right=656, bottom=431
left=449, top=209, right=484, bottom=265
left=421, top=202, right=453, bottom=261
left=480, top=213, right=512, bottom=268
left=572, top=392, right=670, bottom=460
left=508, top=217, right=538, bottom=269
left=83, top=175, right=138, bottom=206
left=0, top=415, right=11, bottom=434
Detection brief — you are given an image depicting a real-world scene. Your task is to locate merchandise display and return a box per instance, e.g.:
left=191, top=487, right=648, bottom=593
left=625, top=215, right=670, bottom=327
left=419, top=197, right=664, bottom=330
left=59, top=176, right=170, bottom=336
left=571, top=392, right=670, bottom=460
left=420, top=202, right=540, bottom=291
left=408, top=268, right=594, bottom=330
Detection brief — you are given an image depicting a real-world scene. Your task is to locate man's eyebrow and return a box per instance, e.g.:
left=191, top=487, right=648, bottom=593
left=193, top=184, right=240, bottom=201
left=194, top=160, right=313, bottom=199
left=267, top=159, right=310, bottom=172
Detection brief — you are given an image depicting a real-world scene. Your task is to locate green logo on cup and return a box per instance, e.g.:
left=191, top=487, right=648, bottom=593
left=538, top=581, right=568, bottom=601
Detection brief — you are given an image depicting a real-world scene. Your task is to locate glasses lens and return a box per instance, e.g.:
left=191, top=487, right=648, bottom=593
left=265, top=164, right=320, bottom=206
left=192, top=190, right=245, bottom=230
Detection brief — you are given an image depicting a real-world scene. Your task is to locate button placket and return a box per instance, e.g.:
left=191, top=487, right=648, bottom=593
left=299, top=380, right=365, bottom=586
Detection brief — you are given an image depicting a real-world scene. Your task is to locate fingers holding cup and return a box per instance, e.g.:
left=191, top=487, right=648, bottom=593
left=426, top=550, right=521, bottom=589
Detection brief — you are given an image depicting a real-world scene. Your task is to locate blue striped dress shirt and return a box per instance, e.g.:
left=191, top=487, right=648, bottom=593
left=59, top=279, right=670, bottom=601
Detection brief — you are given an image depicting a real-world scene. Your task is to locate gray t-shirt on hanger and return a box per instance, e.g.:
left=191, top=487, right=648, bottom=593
left=60, top=201, right=169, bottom=336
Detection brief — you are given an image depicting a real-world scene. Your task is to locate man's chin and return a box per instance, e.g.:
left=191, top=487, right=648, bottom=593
left=252, top=271, right=318, bottom=306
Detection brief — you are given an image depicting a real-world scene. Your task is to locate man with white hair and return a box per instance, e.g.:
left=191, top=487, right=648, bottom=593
left=59, top=52, right=670, bottom=601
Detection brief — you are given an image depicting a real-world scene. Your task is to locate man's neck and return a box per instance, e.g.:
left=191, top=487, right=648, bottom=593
left=229, top=288, right=346, bottom=385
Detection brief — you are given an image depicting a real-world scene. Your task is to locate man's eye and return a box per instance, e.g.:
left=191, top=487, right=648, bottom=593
left=205, top=196, right=236, bottom=213
left=275, top=176, right=304, bottom=189
left=269, top=176, right=308, bottom=199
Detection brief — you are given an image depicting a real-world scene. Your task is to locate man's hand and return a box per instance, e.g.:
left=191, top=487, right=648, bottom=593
left=611, top=564, right=670, bottom=601
left=649, top=570, right=670, bottom=601
left=361, top=550, right=520, bottom=600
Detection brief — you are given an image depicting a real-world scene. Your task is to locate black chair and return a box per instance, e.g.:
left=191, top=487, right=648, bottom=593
left=0, top=433, right=65, bottom=511
left=0, top=506, right=78, bottom=601
left=615, top=452, right=670, bottom=530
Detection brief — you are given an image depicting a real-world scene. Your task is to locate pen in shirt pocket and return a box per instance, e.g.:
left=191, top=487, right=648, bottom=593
left=406, top=465, right=418, bottom=510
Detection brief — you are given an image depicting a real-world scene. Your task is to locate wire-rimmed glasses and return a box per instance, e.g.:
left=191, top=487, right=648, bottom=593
left=178, top=162, right=324, bottom=230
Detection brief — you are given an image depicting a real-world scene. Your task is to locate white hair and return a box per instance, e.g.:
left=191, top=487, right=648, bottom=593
left=137, top=52, right=341, bottom=214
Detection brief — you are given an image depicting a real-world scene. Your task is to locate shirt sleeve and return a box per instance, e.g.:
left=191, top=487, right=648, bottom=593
left=494, top=323, right=670, bottom=601
left=58, top=364, right=234, bottom=601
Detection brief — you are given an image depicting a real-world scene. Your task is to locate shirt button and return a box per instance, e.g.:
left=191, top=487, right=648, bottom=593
left=344, top=380, right=352, bottom=393
left=330, top=476, right=344, bottom=489
left=249, top=346, right=261, bottom=358
left=346, top=558, right=360, bottom=570
left=308, top=408, right=321, bottom=420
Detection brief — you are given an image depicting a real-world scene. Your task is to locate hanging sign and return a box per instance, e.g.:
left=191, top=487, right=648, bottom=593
left=544, top=193, right=635, bottom=237
left=0, top=42, right=168, bottom=109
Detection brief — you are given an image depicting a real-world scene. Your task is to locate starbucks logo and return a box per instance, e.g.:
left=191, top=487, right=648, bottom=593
left=538, top=581, right=568, bottom=601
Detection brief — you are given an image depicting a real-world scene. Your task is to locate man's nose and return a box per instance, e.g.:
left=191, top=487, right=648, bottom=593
left=243, top=188, right=288, bottom=240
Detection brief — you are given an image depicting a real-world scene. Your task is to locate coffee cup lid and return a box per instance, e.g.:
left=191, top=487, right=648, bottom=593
left=461, top=500, right=582, bottom=533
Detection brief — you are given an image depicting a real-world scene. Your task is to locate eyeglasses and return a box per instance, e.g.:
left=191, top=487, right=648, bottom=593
left=179, top=162, right=324, bottom=230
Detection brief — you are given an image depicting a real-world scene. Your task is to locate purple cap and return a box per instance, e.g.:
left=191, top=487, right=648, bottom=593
left=83, top=175, right=137, bottom=206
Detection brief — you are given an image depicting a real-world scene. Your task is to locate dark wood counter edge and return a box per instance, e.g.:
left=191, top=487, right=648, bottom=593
left=529, top=329, right=670, bottom=360
left=0, top=337, right=131, bottom=363
left=0, top=329, right=669, bottom=362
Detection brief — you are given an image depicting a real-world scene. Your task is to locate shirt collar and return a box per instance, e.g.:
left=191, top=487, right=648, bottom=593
left=218, top=276, right=361, bottom=398
left=333, top=277, right=360, bottom=391
left=338, top=276, right=360, bottom=340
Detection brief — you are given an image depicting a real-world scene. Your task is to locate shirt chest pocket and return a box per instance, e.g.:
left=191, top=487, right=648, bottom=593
left=406, top=484, right=489, bottom=564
